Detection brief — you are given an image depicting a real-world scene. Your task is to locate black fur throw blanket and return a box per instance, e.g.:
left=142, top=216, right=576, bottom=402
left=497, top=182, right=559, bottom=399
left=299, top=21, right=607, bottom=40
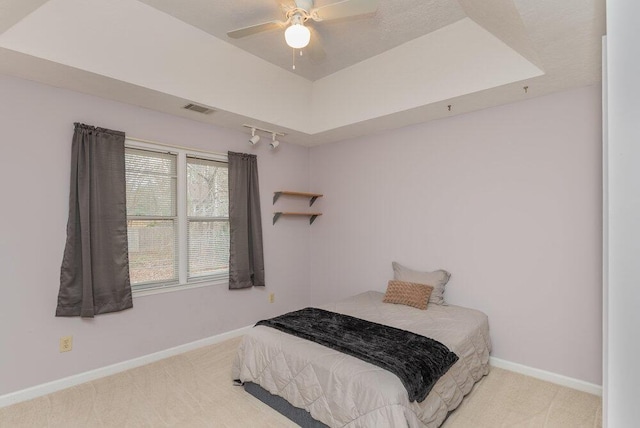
left=255, top=307, right=459, bottom=402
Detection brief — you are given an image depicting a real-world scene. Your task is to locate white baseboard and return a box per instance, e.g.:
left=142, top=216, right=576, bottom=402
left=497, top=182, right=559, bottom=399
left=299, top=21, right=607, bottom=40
left=1, top=330, right=602, bottom=409
left=490, top=357, right=602, bottom=397
left=0, top=325, right=253, bottom=409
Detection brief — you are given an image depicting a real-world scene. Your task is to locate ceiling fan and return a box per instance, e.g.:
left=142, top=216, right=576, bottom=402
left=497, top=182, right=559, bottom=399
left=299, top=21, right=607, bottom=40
left=227, top=0, right=379, bottom=55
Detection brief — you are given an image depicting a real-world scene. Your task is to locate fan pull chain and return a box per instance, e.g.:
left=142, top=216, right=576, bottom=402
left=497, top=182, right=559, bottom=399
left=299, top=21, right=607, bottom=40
left=292, top=49, right=304, bottom=70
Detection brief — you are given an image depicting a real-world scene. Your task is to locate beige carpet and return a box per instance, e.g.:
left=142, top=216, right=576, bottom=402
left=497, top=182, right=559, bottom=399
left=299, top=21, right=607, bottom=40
left=0, top=337, right=601, bottom=428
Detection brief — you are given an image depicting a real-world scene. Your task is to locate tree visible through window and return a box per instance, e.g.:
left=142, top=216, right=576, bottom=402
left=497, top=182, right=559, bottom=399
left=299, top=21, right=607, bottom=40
left=124, top=145, right=229, bottom=291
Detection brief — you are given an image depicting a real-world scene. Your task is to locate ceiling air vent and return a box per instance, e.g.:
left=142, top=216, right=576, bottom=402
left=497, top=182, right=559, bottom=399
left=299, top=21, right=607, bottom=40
left=183, top=103, right=215, bottom=115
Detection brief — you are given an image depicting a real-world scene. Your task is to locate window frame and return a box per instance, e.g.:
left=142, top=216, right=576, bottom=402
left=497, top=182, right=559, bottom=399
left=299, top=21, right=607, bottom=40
left=125, top=139, right=229, bottom=297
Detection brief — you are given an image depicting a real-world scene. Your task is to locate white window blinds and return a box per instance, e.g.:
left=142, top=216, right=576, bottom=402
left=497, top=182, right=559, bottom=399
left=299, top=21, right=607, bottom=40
left=187, top=156, right=229, bottom=280
left=125, top=148, right=178, bottom=288
left=123, top=142, right=230, bottom=293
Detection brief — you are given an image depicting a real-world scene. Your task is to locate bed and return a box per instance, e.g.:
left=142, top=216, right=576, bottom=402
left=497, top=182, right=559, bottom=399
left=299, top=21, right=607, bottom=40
left=232, top=291, right=491, bottom=427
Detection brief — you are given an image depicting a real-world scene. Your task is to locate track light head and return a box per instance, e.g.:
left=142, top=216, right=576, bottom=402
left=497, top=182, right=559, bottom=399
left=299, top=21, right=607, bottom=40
left=270, top=133, right=280, bottom=149
left=249, top=128, right=260, bottom=145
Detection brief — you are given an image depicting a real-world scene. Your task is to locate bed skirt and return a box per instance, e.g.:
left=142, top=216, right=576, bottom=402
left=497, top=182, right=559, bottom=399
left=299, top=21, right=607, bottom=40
left=245, top=382, right=328, bottom=428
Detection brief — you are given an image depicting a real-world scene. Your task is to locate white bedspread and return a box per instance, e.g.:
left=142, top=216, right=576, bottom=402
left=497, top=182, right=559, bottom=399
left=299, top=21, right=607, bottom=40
left=232, top=291, right=491, bottom=427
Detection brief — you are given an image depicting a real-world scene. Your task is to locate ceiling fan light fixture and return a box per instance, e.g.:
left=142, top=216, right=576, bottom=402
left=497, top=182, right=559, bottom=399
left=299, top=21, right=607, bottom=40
left=285, top=22, right=310, bottom=49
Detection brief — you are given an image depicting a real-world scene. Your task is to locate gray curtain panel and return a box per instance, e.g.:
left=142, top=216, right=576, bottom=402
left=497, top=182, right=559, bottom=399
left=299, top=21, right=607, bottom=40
left=56, top=123, right=133, bottom=317
left=228, top=151, right=265, bottom=289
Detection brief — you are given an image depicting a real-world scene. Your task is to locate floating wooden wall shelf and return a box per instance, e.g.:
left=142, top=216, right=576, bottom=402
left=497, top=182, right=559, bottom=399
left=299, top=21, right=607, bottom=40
left=273, top=191, right=323, bottom=206
left=272, top=191, right=323, bottom=225
left=273, top=212, right=322, bottom=225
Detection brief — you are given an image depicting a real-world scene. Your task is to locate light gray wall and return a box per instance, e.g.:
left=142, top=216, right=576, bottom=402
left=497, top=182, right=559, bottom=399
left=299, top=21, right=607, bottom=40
left=0, top=73, right=604, bottom=397
left=605, top=0, right=640, bottom=425
left=0, top=74, right=312, bottom=396
left=309, top=85, right=603, bottom=385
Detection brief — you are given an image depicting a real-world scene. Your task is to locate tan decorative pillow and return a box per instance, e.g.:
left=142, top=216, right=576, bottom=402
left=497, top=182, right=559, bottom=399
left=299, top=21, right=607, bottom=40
left=383, top=280, right=434, bottom=310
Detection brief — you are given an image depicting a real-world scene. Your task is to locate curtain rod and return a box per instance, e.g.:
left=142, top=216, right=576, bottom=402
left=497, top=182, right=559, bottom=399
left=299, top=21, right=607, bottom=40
left=126, top=136, right=228, bottom=157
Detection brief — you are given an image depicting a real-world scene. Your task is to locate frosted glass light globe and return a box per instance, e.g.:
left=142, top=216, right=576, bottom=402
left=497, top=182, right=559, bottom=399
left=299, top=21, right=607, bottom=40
left=285, top=23, right=311, bottom=49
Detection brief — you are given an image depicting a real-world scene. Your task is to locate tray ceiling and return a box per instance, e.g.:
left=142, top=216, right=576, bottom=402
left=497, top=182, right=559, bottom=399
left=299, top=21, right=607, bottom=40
left=0, top=0, right=605, bottom=146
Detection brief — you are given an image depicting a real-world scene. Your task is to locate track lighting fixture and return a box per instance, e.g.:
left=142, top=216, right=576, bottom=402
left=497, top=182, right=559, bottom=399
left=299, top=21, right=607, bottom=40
left=243, top=124, right=285, bottom=148
left=270, top=133, right=280, bottom=149
left=249, top=128, right=260, bottom=145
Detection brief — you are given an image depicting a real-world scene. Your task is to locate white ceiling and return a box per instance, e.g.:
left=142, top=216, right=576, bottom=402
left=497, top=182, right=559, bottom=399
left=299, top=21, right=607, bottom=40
left=0, top=0, right=605, bottom=146
left=138, top=0, right=469, bottom=82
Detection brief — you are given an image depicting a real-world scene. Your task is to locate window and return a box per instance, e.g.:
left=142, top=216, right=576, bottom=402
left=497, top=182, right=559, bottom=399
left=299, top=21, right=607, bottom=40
left=186, top=156, right=229, bottom=279
left=125, top=141, right=229, bottom=293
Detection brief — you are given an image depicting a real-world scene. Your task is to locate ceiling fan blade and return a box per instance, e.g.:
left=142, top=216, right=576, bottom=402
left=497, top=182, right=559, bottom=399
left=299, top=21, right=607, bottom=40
left=227, top=20, right=287, bottom=39
left=311, top=0, right=379, bottom=22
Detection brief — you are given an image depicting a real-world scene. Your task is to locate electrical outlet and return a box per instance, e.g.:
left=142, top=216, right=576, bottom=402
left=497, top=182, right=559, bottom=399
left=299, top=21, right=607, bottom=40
left=269, top=293, right=275, bottom=303
left=59, top=336, right=73, bottom=353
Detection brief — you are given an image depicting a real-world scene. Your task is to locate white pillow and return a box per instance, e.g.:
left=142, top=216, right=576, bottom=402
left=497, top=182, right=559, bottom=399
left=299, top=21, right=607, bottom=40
left=392, top=262, right=451, bottom=305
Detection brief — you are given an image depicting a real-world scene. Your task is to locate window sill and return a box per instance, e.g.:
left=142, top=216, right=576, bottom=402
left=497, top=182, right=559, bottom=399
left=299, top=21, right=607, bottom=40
left=132, top=277, right=228, bottom=298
